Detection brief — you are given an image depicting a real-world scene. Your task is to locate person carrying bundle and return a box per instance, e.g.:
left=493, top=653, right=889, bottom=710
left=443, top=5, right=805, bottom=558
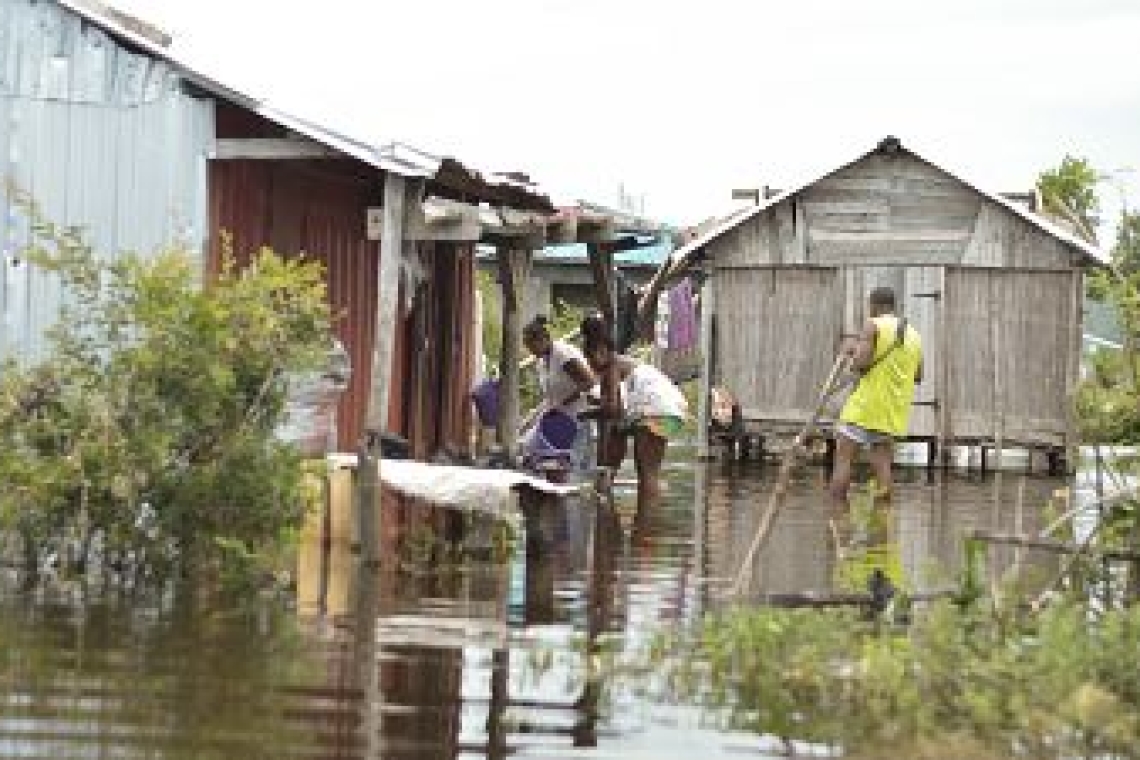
left=580, top=312, right=689, bottom=513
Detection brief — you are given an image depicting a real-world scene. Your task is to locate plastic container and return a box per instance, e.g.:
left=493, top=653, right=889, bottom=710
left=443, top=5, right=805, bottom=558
left=471, top=378, right=500, bottom=429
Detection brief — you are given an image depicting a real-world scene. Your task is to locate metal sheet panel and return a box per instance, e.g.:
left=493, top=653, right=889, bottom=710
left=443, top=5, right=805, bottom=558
left=208, top=160, right=385, bottom=451
left=0, top=0, right=213, bottom=363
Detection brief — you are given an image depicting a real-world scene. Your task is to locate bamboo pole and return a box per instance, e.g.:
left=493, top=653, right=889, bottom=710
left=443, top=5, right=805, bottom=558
left=729, top=354, right=851, bottom=598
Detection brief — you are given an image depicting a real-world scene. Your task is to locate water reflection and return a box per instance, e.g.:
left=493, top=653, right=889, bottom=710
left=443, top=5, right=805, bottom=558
left=0, top=454, right=1070, bottom=758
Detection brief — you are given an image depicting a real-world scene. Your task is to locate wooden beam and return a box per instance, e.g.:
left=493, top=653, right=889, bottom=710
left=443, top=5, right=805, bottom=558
left=577, top=220, right=617, bottom=245
left=546, top=217, right=578, bottom=244
left=404, top=199, right=483, bottom=242
left=210, top=138, right=341, bottom=160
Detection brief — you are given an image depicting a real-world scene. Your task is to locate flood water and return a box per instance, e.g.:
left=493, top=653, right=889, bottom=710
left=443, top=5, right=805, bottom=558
left=0, top=449, right=1071, bottom=759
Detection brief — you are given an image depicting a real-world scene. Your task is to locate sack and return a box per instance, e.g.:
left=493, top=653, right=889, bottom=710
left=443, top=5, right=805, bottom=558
left=711, top=387, right=735, bottom=429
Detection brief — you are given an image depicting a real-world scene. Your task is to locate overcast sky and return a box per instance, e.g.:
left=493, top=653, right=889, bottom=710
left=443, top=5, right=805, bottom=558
left=117, top=0, right=1139, bottom=236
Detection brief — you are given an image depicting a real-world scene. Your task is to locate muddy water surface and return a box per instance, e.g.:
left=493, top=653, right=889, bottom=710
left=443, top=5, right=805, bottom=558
left=0, top=451, right=1068, bottom=758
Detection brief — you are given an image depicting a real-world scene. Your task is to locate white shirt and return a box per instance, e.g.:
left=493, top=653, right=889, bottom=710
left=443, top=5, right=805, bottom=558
left=537, top=339, right=589, bottom=417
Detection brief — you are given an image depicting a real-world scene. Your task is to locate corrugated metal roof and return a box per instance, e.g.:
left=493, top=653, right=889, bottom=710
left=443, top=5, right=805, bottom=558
left=534, top=238, right=672, bottom=267
left=671, top=137, right=1110, bottom=267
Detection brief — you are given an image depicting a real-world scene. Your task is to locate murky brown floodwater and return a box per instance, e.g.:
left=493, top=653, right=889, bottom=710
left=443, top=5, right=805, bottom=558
left=0, top=450, right=1067, bottom=759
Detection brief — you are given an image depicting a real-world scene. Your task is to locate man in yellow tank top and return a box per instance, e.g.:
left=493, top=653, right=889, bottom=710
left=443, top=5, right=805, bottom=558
left=830, top=287, right=923, bottom=516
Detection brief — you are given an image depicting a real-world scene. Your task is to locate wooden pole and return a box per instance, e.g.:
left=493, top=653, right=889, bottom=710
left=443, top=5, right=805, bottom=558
left=496, top=246, right=530, bottom=464
left=967, top=529, right=1140, bottom=563
left=729, top=355, right=851, bottom=598
left=359, top=172, right=408, bottom=566
left=586, top=241, right=622, bottom=468
left=696, top=272, right=716, bottom=459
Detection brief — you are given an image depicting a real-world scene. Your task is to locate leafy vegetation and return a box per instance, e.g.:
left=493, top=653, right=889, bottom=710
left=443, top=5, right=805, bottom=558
left=649, top=599, right=1140, bottom=759
left=1037, top=155, right=1102, bottom=242
left=0, top=191, right=332, bottom=584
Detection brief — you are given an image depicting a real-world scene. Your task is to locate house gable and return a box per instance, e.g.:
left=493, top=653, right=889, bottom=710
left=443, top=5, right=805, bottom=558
left=705, top=148, right=1080, bottom=270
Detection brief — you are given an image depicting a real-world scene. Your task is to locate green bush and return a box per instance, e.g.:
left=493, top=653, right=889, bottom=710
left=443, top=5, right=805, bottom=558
left=652, top=600, right=1140, bottom=758
left=0, top=193, right=332, bottom=582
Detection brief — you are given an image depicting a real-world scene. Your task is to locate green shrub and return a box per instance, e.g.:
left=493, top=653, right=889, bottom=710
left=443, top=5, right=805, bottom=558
left=0, top=192, right=332, bottom=583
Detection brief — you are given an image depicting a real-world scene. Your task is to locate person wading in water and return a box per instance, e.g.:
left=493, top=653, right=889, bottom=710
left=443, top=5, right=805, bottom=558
left=829, top=286, right=923, bottom=542
left=580, top=313, right=688, bottom=517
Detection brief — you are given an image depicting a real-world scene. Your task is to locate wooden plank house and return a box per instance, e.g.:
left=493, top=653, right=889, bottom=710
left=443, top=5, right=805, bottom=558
left=673, top=137, right=1108, bottom=467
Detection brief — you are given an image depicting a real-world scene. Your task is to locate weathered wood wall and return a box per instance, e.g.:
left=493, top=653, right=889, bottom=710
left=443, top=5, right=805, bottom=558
left=943, top=269, right=1079, bottom=447
left=708, top=151, right=1073, bottom=270
left=705, top=149, right=1085, bottom=449
left=713, top=267, right=843, bottom=425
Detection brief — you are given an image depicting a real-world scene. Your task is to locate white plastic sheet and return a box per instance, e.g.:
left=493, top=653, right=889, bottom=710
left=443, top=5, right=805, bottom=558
left=378, top=459, right=582, bottom=524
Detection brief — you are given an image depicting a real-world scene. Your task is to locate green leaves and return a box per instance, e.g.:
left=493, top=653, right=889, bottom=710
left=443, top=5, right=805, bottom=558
left=0, top=193, right=332, bottom=583
left=1037, top=155, right=1101, bottom=242
left=654, top=602, right=1140, bottom=758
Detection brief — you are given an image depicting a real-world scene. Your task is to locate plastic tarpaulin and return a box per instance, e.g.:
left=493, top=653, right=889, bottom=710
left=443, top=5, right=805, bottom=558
left=358, top=458, right=584, bottom=524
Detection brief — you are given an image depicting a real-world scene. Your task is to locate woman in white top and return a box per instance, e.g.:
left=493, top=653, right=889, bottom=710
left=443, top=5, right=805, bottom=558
left=581, top=313, right=688, bottom=513
left=519, top=315, right=596, bottom=465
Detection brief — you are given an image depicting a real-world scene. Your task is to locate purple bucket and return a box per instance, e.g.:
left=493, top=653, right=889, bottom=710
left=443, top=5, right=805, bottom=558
left=471, top=378, right=499, bottom=428
left=534, top=409, right=578, bottom=454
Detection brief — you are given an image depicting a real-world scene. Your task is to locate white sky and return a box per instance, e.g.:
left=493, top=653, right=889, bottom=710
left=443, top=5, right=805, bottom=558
left=116, top=0, right=1139, bottom=235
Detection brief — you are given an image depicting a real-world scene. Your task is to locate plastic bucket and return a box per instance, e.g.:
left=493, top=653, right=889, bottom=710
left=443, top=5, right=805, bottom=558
left=534, top=409, right=578, bottom=454
left=471, top=378, right=499, bottom=428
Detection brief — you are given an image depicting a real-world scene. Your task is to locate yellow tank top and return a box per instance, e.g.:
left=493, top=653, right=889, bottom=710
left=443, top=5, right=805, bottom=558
left=839, top=315, right=922, bottom=437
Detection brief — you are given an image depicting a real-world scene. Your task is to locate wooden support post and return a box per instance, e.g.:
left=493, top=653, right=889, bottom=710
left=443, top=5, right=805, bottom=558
left=1064, top=271, right=1082, bottom=476
left=587, top=241, right=622, bottom=468
left=697, top=272, right=716, bottom=459
left=359, top=172, right=409, bottom=565
left=586, top=240, right=617, bottom=327
left=496, top=246, right=531, bottom=464
left=938, top=266, right=951, bottom=474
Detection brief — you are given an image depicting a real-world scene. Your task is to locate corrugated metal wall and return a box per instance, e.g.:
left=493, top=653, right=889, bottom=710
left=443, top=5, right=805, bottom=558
left=208, top=159, right=385, bottom=450
left=394, top=242, right=475, bottom=458
left=209, top=105, right=477, bottom=456
left=0, top=0, right=213, bottom=363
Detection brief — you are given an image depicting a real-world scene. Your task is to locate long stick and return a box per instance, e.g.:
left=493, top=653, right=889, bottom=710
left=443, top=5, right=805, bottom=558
left=968, top=530, right=1140, bottom=563
left=729, top=355, right=852, bottom=598
left=1030, top=483, right=1140, bottom=610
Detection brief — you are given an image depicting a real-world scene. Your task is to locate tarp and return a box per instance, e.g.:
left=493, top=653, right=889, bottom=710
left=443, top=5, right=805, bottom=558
left=329, top=456, right=584, bottom=524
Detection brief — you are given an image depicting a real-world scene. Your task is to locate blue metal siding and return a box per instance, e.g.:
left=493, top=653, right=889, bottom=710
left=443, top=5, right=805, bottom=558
left=0, top=0, right=213, bottom=362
